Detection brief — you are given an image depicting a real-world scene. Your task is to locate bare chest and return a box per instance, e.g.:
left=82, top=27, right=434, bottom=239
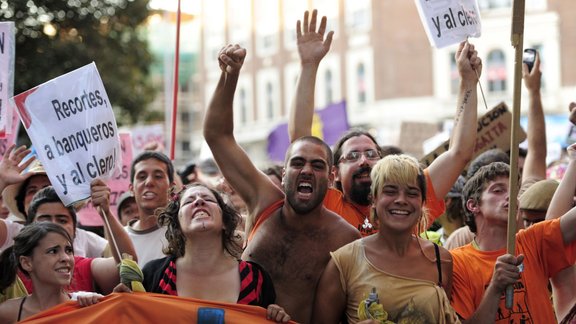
left=243, top=219, right=334, bottom=290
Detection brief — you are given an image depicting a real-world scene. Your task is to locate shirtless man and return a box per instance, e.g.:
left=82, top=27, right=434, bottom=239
left=203, top=44, right=360, bottom=323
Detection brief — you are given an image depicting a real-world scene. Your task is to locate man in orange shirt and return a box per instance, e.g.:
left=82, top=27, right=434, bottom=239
left=289, top=10, right=481, bottom=236
left=451, top=161, right=576, bottom=322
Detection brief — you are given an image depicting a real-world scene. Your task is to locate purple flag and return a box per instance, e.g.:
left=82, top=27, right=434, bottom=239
left=267, top=100, right=349, bottom=162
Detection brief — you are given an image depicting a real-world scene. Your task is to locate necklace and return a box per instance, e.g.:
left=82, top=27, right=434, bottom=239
left=348, top=201, right=375, bottom=231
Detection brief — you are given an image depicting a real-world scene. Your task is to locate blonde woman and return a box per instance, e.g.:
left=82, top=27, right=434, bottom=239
left=312, top=155, right=459, bottom=323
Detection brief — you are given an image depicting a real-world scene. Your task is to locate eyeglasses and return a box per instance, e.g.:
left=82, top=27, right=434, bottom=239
left=339, top=149, right=381, bottom=163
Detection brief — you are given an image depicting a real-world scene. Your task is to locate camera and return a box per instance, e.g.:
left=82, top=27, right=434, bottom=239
left=523, top=48, right=537, bottom=72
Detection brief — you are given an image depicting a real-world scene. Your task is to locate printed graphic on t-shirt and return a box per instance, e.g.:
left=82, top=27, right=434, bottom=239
left=358, top=288, right=432, bottom=323
left=492, top=280, right=533, bottom=323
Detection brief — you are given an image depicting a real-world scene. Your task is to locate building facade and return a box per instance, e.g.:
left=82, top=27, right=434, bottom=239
left=156, top=0, right=576, bottom=167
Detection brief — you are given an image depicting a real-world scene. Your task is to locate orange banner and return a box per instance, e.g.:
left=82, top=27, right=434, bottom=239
left=23, top=292, right=296, bottom=323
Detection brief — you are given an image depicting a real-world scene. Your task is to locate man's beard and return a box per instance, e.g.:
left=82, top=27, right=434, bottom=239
left=349, top=181, right=371, bottom=206
left=349, top=166, right=372, bottom=206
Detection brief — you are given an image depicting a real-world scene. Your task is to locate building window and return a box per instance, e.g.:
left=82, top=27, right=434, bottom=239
left=255, top=0, right=278, bottom=55
left=181, top=140, right=190, bottom=152
left=478, top=0, right=511, bottom=9
left=180, top=80, right=190, bottom=92
left=487, top=49, right=507, bottom=92
left=325, top=70, right=333, bottom=104
left=345, top=0, right=371, bottom=31
left=228, top=0, right=251, bottom=49
left=266, top=82, right=274, bottom=120
left=357, top=63, right=366, bottom=103
left=239, top=88, right=247, bottom=124
left=180, top=111, right=190, bottom=123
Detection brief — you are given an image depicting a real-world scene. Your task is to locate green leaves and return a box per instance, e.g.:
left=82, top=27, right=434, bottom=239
left=2, top=0, right=156, bottom=126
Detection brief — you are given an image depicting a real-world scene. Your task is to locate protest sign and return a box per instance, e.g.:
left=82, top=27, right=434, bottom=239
left=12, top=63, right=121, bottom=206
left=0, top=22, right=15, bottom=138
left=415, top=0, right=482, bottom=48
left=420, top=102, right=526, bottom=168
left=398, top=121, right=440, bottom=158
left=0, top=111, right=20, bottom=159
left=129, top=123, right=165, bottom=156
left=77, top=132, right=133, bottom=226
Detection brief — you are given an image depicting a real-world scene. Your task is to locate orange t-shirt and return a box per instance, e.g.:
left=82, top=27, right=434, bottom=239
left=450, top=219, right=576, bottom=323
left=324, top=168, right=445, bottom=236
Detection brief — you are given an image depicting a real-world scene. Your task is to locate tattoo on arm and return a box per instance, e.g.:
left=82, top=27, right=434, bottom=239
left=455, top=90, right=472, bottom=125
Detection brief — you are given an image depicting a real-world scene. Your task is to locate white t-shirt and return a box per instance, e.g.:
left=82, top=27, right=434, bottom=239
left=124, top=220, right=168, bottom=268
left=74, top=228, right=108, bottom=258
left=0, top=219, right=107, bottom=257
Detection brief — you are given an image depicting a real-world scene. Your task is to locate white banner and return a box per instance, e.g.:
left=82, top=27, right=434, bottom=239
left=415, top=0, right=482, bottom=48
left=0, top=22, right=15, bottom=138
left=12, top=63, right=121, bottom=206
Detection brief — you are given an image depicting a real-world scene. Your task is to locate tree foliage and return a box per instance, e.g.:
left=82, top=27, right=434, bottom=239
left=1, top=0, right=156, bottom=125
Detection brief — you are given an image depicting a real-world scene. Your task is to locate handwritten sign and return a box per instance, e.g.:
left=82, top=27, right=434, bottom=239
left=12, top=63, right=121, bottom=206
left=421, top=102, right=527, bottom=168
left=415, top=0, right=482, bottom=48
left=0, top=111, right=20, bottom=158
left=77, top=132, right=133, bottom=226
left=129, top=123, right=165, bottom=156
left=0, top=22, right=15, bottom=138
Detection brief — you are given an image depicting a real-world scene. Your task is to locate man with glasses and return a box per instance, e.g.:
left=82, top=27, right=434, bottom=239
left=322, top=131, right=386, bottom=235
left=289, top=10, right=482, bottom=235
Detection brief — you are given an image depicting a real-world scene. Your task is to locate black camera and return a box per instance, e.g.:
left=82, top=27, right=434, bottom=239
left=523, top=48, right=537, bottom=72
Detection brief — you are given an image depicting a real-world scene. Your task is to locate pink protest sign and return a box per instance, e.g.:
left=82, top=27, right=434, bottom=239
left=77, top=132, right=133, bottom=226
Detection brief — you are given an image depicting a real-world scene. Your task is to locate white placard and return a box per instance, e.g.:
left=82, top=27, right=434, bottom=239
left=415, top=0, right=482, bottom=48
left=12, top=63, right=121, bottom=206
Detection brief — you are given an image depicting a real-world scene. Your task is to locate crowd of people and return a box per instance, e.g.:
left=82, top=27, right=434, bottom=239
left=0, top=8, right=575, bottom=324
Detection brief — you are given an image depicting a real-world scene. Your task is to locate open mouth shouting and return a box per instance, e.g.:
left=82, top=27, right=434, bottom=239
left=297, top=180, right=313, bottom=200
left=141, top=191, right=158, bottom=201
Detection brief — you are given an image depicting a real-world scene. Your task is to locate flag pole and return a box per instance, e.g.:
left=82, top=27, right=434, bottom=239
left=506, top=0, right=525, bottom=309
left=169, top=0, right=182, bottom=160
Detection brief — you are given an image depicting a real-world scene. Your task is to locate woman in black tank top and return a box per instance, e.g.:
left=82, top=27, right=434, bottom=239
left=139, top=183, right=290, bottom=322
left=0, top=223, right=75, bottom=322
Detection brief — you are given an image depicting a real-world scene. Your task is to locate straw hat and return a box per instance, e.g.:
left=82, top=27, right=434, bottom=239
left=2, top=160, right=47, bottom=221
